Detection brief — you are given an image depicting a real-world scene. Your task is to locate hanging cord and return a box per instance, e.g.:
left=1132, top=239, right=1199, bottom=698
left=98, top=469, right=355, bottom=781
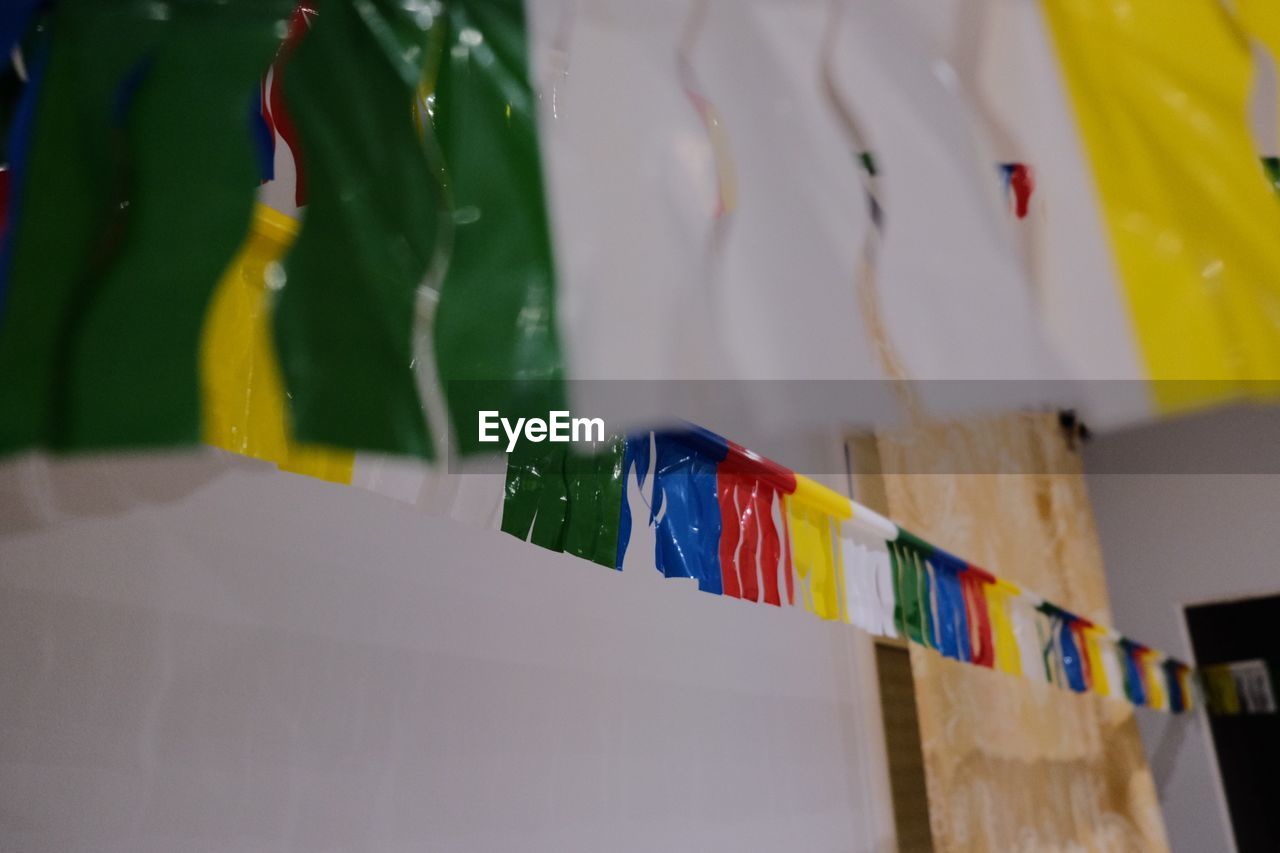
left=675, top=0, right=738, bottom=378
left=676, top=0, right=736, bottom=243
left=819, top=0, right=924, bottom=424
left=542, top=0, right=577, bottom=123
left=410, top=5, right=456, bottom=460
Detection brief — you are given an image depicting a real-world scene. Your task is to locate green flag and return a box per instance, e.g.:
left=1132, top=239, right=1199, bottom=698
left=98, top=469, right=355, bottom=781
left=431, top=0, right=566, bottom=457
left=274, top=0, right=438, bottom=457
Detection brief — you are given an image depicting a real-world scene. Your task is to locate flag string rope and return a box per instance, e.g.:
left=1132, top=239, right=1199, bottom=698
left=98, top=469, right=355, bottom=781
left=503, top=423, right=1200, bottom=713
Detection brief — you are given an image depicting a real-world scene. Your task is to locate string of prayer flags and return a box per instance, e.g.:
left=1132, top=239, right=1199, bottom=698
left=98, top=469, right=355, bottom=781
left=1202, top=660, right=1278, bottom=716
left=498, top=423, right=1199, bottom=714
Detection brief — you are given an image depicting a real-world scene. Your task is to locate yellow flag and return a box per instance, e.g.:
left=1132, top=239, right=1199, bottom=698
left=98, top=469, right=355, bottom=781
left=201, top=205, right=354, bottom=484
left=985, top=580, right=1023, bottom=678
left=1043, top=0, right=1280, bottom=412
left=785, top=493, right=845, bottom=621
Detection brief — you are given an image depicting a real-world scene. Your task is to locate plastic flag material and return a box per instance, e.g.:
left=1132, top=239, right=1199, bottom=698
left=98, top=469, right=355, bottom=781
left=985, top=580, right=1023, bottom=677
left=0, top=0, right=291, bottom=454
left=961, top=566, right=995, bottom=668
left=0, top=1, right=38, bottom=62
left=1203, top=665, right=1241, bottom=715
left=1120, top=640, right=1147, bottom=707
left=0, top=3, right=152, bottom=453
left=496, top=423, right=1195, bottom=713
left=930, top=551, right=971, bottom=663
left=889, top=533, right=933, bottom=645
left=1042, top=0, right=1280, bottom=413
left=266, top=3, right=314, bottom=208
left=786, top=494, right=844, bottom=621
left=1140, top=646, right=1167, bottom=711
left=717, top=447, right=793, bottom=606
left=1163, top=659, right=1185, bottom=714
left=998, top=163, right=1035, bottom=219
left=249, top=83, right=275, bottom=184
left=840, top=534, right=874, bottom=633
left=200, top=204, right=353, bottom=483
left=1047, top=607, right=1086, bottom=693
left=273, top=0, right=436, bottom=456
left=1083, top=625, right=1112, bottom=697
left=500, top=435, right=626, bottom=569
left=648, top=430, right=726, bottom=594
left=431, top=0, right=567, bottom=456
left=0, top=23, right=44, bottom=326
left=1203, top=661, right=1277, bottom=715
left=1012, top=595, right=1050, bottom=685
left=62, top=0, right=293, bottom=449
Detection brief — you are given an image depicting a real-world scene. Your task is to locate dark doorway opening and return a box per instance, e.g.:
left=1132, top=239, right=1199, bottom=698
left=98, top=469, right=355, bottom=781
left=1185, top=594, right=1280, bottom=853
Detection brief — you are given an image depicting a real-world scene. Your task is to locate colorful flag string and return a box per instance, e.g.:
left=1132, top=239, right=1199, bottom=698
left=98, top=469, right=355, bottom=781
left=501, top=423, right=1201, bottom=714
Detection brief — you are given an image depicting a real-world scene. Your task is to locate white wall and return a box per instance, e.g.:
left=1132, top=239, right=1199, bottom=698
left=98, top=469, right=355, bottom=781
left=1085, top=405, right=1280, bottom=853
left=0, top=448, right=894, bottom=852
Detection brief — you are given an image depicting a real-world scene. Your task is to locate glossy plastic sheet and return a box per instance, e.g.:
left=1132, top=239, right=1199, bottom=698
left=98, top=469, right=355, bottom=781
left=1120, top=640, right=1146, bottom=707
left=984, top=580, right=1022, bottom=678
left=562, top=439, right=627, bottom=566
left=1011, top=594, right=1050, bottom=685
left=648, top=430, right=726, bottom=593
left=1098, top=631, right=1124, bottom=700
left=1042, top=0, right=1280, bottom=412
left=249, top=85, right=275, bottom=184
left=64, top=0, right=293, bottom=448
left=1140, top=647, right=1167, bottom=711
left=0, top=2, right=153, bottom=454
left=274, top=0, right=435, bottom=456
left=201, top=204, right=353, bottom=484
left=500, top=435, right=627, bottom=568
left=716, top=445, right=794, bottom=606
left=0, top=28, right=43, bottom=326
left=839, top=532, right=894, bottom=638
left=960, top=568, right=994, bottom=667
left=432, top=0, right=566, bottom=456
left=267, top=4, right=313, bottom=207
left=930, top=552, right=970, bottom=662
left=716, top=471, right=787, bottom=605
left=501, top=441, right=568, bottom=550
left=786, top=498, right=844, bottom=621
left=888, top=538, right=926, bottom=644
left=1162, top=659, right=1185, bottom=714
left=1082, top=625, right=1111, bottom=697
left=0, top=0, right=289, bottom=453
left=0, top=1, right=37, bottom=60
left=1054, top=614, right=1086, bottom=693
left=1203, top=665, right=1241, bottom=715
